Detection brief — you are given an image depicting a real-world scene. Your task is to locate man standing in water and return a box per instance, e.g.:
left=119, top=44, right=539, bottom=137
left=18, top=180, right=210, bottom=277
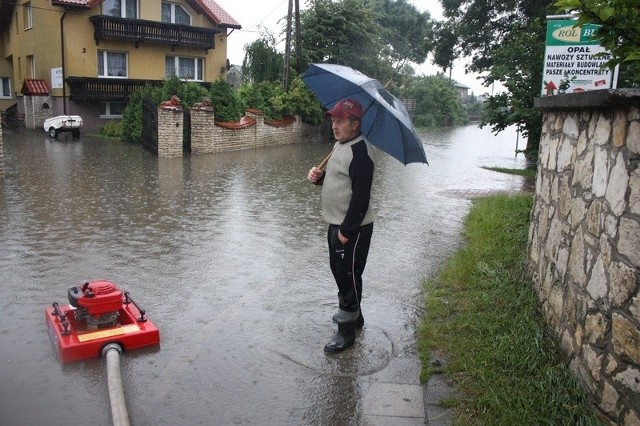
left=307, top=99, right=375, bottom=354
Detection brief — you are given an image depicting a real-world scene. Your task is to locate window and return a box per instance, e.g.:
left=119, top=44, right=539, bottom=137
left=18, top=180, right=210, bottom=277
left=23, top=1, right=32, bottom=30
left=103, top=0, right=137, bottom=18
left=101, top=102, right=126, bottom=118
left=165, top=56, right=203, bottom=81
left=98, top=51, right=128, bottom=78
left=0, top=77, right=11, bottom=98
left=162, top=3, right=191, bottom=25
left=26, top=55, right=35, bottom=79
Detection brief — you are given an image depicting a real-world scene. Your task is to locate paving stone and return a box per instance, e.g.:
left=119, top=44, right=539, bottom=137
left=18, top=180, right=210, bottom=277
left=362, top=382, right=425, bottom=418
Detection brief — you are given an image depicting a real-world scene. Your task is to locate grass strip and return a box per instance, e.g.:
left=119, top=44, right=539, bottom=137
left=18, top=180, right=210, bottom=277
left=481, top=166, right=537, bottom=178
left=418, top=194, right=601, bottom=425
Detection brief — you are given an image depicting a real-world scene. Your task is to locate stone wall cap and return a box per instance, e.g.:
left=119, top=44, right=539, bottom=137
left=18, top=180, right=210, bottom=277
left=534, top=89, right=640, bottom=110
left=215, top=116, right=256, bottom=129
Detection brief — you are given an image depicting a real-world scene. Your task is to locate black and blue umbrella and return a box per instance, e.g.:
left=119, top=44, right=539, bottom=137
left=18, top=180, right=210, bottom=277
left=302, top=63, right=428, bottom=166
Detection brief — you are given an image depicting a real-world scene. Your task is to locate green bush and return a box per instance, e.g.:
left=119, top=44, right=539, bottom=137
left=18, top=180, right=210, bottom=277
left=274, top=77, right=324, bottom=125
left=120, top=84, right=162, bottom=144
left=163, top=74, right=209, bottom=110
left=119, top=76, right=324, bottom=143
left=99, top=120, right=122, bottom=138
left=238, top=81, right=283, bottom=119
left=209, top=78, right=244, bottom=122
left=238, top=78, right=324, bottom=124
left=120, top=77, right=212, bottom=143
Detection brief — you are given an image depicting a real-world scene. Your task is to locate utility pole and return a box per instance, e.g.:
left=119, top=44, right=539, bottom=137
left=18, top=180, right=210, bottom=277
left=283, top=0, right=293, bottom=91
left=294, top=0, right=302, bottom=74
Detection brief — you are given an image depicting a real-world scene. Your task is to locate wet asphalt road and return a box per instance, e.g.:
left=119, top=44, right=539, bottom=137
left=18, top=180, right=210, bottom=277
left=0, top=124, right=529, bottom=425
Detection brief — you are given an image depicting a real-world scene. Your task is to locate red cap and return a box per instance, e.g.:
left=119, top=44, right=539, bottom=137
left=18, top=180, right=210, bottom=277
left=326, top=99, right=363, bottom=119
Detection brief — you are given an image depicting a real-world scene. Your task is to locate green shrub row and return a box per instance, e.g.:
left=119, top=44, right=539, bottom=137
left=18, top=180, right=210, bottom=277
left=108, top=75, right=324, bottom=143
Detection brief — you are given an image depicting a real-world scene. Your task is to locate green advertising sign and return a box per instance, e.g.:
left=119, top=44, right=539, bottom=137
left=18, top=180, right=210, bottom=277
left=541, top=19, right=615, bottom=95
left=545, top=20, right=600, bottom=46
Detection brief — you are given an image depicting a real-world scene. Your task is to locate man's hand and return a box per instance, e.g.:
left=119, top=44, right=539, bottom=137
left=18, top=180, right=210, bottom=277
left=307, top=166, right=324, bottom=184
left=338, top=230, right=349, bottom=245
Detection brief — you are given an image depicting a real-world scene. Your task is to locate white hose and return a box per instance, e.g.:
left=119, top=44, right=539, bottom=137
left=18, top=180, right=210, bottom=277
left=103, top=343, right=131, bottom=426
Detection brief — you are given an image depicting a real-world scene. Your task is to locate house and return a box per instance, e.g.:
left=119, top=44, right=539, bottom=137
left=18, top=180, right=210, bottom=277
left=0, top=0, right=240, bottom=132
left=226, top=64, right=242, bottom=90
left=452, top=80, right=471, bottom=102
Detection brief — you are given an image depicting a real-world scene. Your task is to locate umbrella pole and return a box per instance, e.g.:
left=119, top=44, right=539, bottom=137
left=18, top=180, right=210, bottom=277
left=316, top=145, right=336, bottom=170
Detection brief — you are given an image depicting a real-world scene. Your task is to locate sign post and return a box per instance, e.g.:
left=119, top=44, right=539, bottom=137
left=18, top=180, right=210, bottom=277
left=541, top=19, right=617, bottom=96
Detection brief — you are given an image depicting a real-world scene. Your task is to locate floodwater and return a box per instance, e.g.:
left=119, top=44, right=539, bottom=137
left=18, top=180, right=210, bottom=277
left=0, top=124, right=529, bottom=425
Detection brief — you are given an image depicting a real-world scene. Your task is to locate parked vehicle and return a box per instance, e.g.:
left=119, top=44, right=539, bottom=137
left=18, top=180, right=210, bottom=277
left=44, top=115, right=83, bottom=138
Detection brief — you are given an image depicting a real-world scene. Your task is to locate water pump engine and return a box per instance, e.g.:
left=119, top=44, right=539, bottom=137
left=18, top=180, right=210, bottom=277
left=68, top=281, right=123, bottom=329
left=45, top=279, right=160, bottom=363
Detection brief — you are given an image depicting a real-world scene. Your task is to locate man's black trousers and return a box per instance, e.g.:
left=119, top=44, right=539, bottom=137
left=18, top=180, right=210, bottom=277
left=327, top=223, right=374, bottom=314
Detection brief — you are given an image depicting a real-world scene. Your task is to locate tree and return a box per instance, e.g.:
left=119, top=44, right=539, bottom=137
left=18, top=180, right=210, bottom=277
left=554, top=0, right=640, bottom=87
left=298, top=0, right=433, bottom=85
left=242, top=29, right=284, bottom=84
left=431, top=21, right=459, bottom=76
left=299, top=0, right=384, bottom=80
left=399, top=74, right=466, bottom=128
left=370, top=0, right=434, bottom=85
left=555, top=0, right=640, bottom=65
left=434, top=0, right=552, bottom=159
left=481, top=19, right=546, bottom=155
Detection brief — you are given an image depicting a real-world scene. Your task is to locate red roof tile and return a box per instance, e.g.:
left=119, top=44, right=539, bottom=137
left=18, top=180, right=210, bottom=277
left=21, top=79, right=50, bottom=95
left=197, top=0, right=241, bottom=28
left=50, top=0, right=101, bottom=7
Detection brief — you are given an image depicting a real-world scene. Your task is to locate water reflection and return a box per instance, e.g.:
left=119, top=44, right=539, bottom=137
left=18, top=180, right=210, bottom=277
left=0, top=125, right=528, bottom=425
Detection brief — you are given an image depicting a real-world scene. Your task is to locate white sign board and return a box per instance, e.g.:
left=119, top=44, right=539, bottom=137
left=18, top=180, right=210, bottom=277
left=541, top=20, right=617, bottom=96
left=51, top=67, right=63, bottom=89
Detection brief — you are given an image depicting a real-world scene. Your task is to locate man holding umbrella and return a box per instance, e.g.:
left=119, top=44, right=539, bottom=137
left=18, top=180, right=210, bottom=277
left=307, top=99, right=375, bottom=354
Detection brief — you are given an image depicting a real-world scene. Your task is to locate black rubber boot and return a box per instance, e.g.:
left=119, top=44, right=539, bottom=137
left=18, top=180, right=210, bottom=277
left=333, top=311, right=364, bottom=328
left=324, top=321, right=357, bottom=354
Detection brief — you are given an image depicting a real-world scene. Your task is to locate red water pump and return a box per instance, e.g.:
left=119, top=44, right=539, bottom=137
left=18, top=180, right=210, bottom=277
left=45, top=280, right=160, bottom=363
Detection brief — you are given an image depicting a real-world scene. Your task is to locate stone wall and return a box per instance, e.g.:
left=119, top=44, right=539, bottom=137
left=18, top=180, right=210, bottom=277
left=529, top=89, right=640, bottom=424
left=187, top=108, right=321, bottom=155
left=23, top=95, right=53, bottom=130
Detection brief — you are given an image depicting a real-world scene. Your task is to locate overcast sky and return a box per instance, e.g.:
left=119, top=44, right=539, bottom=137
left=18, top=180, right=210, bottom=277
left=214, top=0, right=491, bottom=96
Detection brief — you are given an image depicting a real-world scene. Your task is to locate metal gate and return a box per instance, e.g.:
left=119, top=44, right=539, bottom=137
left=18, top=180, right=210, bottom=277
left=183, top=109, right=191, bottom=153
left=142, top=97, right=158, bottom=154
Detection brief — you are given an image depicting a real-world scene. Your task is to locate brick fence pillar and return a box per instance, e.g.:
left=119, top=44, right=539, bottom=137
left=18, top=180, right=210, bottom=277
left=190, top=100, right=215, bottom=154
left=157, top=97, right=184, bottom=157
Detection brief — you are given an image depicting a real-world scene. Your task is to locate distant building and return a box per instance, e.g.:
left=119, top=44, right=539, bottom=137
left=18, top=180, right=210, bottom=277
left=452, top=80, right=471, bottom=102
left=0, top=0, right=241, bottom=132
left=226, top=65, right=242, bottom=90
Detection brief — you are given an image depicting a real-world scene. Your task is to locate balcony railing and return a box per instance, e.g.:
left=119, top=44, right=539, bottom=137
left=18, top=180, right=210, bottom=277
left=89, top=15, right=218, bottom=51
left=66, top=77, right=160, bottom=101
left=66, top=77, right=211, bottom=102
